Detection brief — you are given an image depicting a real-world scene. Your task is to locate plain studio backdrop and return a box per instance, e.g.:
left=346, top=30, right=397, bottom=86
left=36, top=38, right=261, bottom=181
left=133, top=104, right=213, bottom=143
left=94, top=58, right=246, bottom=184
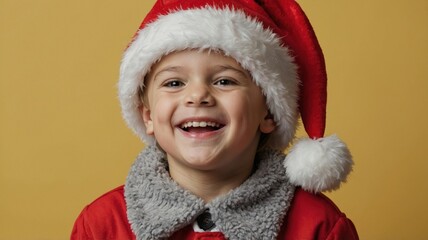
left=1, top=0, right=427, bottom=239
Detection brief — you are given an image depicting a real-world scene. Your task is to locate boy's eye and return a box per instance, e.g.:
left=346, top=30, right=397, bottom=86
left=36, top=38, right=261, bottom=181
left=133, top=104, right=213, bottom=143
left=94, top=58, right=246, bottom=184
left=214, top=78, right=235, bottom=86
left=163, top=80, right=184, bottom=88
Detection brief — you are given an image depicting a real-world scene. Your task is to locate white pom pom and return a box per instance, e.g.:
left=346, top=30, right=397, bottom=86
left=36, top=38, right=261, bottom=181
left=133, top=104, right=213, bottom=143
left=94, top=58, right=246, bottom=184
left=284, top=135, right=353, bottom=193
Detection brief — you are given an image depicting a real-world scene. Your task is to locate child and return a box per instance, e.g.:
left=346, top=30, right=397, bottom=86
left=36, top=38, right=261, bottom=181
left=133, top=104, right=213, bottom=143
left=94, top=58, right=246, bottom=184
left=72, top=0, right=358, bottom=239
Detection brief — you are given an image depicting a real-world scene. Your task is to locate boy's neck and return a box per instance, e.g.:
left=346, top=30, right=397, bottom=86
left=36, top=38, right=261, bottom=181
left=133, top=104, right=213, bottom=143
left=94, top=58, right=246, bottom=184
left=167, top=158, right=255, bottom=203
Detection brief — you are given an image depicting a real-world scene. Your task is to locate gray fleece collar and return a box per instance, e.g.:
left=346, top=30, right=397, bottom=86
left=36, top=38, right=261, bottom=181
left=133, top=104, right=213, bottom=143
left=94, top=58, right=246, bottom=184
left=125, top=146, right=295, bottom=240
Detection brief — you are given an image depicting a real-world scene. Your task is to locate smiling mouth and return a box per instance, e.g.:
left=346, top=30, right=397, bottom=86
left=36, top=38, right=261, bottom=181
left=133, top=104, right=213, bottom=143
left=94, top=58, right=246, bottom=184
left=180, top=121, right=224, bottom=132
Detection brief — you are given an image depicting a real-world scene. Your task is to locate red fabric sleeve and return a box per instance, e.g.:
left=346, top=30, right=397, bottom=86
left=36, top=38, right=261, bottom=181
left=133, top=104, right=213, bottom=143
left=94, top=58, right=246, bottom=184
left=70, top=186, right=135, bottom=240
left=71, top=206, right=91, bottom=240
left=326, top=216, right=359, bottom=240
left=280, top=188, right=359, bottom=240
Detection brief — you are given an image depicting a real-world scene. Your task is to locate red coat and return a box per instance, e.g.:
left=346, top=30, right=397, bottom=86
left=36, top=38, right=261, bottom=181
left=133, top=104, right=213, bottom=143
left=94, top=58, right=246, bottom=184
left=71, top=186, right=358, bottom=240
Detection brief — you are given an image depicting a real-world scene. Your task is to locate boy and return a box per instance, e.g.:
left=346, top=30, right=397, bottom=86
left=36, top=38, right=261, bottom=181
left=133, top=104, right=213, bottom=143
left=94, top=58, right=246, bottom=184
left=72, top=0, right=358, bottom=239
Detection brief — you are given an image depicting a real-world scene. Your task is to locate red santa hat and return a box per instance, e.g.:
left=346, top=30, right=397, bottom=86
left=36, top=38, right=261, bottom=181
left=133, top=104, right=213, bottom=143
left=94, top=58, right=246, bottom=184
left=118, top=0, right=353, bottom=192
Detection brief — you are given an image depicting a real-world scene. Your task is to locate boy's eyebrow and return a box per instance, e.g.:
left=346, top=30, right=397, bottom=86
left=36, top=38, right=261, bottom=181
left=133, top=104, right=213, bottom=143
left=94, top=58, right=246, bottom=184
left=152, top=66, right=183, bottom=81
left=152, top=64, right=251, bottom=80
left=213, top=65, right=251, bottom=78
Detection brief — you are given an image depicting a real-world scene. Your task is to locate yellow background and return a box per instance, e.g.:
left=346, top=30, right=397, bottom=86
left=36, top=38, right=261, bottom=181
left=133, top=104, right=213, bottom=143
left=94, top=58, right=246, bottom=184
left=1, top=0, right=427, bottom=239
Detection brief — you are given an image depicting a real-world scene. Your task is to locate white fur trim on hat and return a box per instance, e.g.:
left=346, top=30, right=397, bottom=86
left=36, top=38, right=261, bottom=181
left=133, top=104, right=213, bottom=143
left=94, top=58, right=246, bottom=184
left=284, top=135, right=353, bottom=192
left=118, top=7, right=299, bottom=149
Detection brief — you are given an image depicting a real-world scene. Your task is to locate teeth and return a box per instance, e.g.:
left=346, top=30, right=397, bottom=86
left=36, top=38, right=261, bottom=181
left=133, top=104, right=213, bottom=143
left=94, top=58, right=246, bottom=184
left=181, top=121, right=221, bottom=129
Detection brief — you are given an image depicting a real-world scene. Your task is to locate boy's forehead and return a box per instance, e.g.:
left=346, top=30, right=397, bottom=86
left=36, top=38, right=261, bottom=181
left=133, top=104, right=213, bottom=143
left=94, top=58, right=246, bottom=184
left=155, top=49, right=233, bottom=63
left=147, top=49, right=250, bottom=77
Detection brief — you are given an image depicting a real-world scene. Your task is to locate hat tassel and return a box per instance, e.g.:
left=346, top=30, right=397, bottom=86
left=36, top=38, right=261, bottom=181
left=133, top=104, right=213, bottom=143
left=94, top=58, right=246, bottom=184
left=284, top=135, right=353, bottom=193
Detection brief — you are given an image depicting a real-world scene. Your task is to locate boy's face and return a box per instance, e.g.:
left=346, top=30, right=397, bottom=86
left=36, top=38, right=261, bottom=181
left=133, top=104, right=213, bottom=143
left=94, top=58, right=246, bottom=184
left=140, top=50, right=275, bottom=172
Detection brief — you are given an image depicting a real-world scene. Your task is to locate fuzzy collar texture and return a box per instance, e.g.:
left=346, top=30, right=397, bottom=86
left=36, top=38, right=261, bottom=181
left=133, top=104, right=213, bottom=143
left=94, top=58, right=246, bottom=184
left=125, top=146, right=295, bottom=240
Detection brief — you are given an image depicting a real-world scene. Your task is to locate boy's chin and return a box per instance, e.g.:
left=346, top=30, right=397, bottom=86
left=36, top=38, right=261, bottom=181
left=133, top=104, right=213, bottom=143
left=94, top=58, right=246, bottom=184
left=171, top=152, right=223, bottom=169
left=169, top=150, right=254, bottom=175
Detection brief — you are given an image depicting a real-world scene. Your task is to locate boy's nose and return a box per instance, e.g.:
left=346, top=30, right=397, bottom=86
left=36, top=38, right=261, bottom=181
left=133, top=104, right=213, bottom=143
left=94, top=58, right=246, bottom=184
left=184, top=83, right=214, bottom=107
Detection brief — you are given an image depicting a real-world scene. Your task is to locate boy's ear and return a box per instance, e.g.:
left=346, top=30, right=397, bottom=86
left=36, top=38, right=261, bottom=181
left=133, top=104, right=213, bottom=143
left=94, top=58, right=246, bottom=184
left=139, top=105, right=154, bottom=135
left=260, top=111, right=276, bottom=134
